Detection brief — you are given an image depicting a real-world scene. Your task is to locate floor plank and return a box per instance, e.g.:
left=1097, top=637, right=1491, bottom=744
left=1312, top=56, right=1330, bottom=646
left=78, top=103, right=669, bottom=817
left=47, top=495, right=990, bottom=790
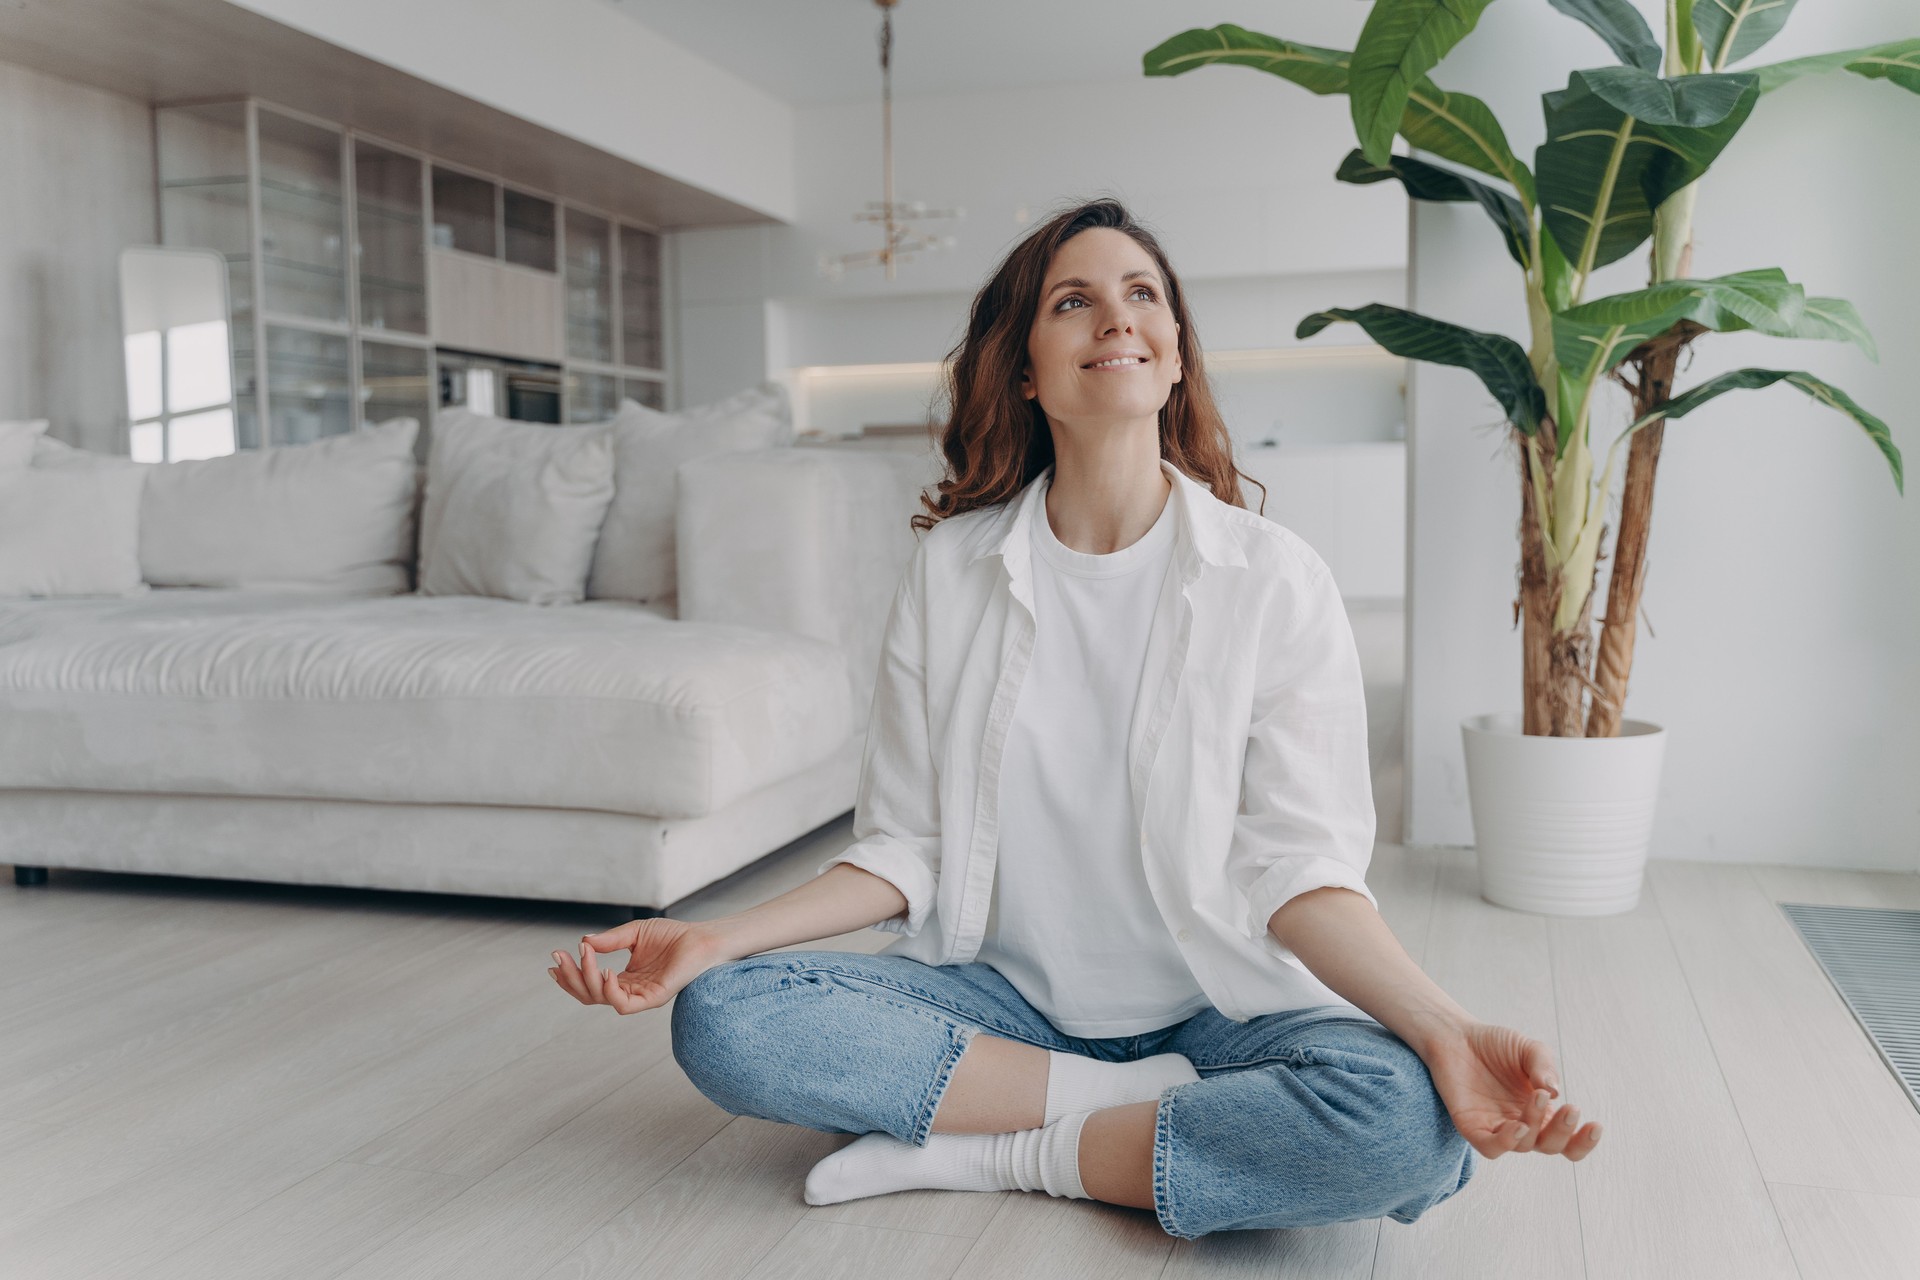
left=126, top=1161, right=472, bottom=1280
left=328, top=1055, right=733, bottom=1280
left=1373, top=848, right=1585, bottom=1280
left=952, top=1191, right=1175, bottom=1278
left=1650, top=860, right=1920, bottom=1196
left=1766, top=1181, right=1920, bottom=1280
left=538, top=1116, right=849, bottom=1280
left=1551, top=871, right=1800, bottom=1280
left=743, top=1219, right=972, bottom=1280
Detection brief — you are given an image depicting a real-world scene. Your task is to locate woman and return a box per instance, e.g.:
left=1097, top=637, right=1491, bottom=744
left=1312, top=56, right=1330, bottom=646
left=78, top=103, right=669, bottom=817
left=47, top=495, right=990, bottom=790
left=547, top=198, right=1602, bottom=1237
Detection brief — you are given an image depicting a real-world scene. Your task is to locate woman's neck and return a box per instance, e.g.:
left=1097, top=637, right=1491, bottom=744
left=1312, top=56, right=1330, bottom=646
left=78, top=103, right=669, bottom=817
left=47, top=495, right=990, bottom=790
left=1043, top=422, right=1171, bottom=555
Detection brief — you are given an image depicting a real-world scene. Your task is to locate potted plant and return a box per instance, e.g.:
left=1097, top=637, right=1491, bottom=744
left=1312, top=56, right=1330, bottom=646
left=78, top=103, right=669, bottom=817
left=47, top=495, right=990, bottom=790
left=1145, top=1, right=1912, bottom=914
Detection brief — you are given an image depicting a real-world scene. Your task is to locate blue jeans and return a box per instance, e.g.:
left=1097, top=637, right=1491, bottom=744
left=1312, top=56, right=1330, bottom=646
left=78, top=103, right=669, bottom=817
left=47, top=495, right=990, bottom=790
left=670, top=948, right=1479, bottom=1237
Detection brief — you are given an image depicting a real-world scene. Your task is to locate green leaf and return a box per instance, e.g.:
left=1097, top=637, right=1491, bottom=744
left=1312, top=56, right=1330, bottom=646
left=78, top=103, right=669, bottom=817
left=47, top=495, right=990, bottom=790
left=1296, top=303, right=1547, bottom=433
left=1546, top=0, right=1663, bottom=73
left=1349, top=0, right=1500, bottom=168
left=1334, top=149, right=1531, bottom=268
left=1554, top=269, right=1806, bottom=381
left=1749, top=38, right=1920, bottom=96
left=1625, top=367, right=1904, bottom=493
left=1144, top=24, right=1536, bottom=207
left=1796, top=298, right=1879, bottom=363
left=1692, top=0, right=1800, bottom=72
left=1400, top=77, right=1538, bottom=207
left=1142, top=24, right=1352, bottom=95
left=1537, top=67, right=1759, bottom=276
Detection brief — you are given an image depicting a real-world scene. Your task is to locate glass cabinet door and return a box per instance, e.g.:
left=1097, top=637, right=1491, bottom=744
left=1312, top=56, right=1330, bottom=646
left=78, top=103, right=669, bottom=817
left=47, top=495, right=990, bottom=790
left=155, top=101, right=260, bottom=446
left=564, top=208, right=613, bottom=363
left=566, top=369, right=619, bottom=423
left=266, top=324, right=351, bottom=444
left=504, top=189, right=556, bottom=271
left=619, top=225, right=663, bottom=371
left=256, top=108, right=347, bottom=324
left=622, top=377, right=665, bottom=411
left=354, top=141, right=426, bottom=334
left=361, top=339, right=433, bottom=459
left=431, top=167, right=496, bottom=256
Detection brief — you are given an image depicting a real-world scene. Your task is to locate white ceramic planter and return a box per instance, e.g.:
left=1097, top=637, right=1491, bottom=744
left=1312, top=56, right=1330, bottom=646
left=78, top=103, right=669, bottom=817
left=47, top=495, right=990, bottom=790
left=1460, top=712, right=1668, bottom=916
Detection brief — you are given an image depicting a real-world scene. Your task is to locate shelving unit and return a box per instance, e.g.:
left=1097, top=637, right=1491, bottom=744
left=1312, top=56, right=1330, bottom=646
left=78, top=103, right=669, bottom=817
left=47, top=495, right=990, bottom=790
left=155, top=96, right=671, bottom=453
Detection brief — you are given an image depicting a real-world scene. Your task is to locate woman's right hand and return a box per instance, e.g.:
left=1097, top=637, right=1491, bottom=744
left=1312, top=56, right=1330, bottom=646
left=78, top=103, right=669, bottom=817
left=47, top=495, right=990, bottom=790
left=548, top=917, right=727, bottom=1015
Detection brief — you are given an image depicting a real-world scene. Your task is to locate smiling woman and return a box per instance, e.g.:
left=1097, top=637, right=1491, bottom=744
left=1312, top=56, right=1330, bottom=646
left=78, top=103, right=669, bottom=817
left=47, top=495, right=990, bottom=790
left=913, top=196, right=1266, bottom=530
left=562, top=194, right=1590, bottom=1241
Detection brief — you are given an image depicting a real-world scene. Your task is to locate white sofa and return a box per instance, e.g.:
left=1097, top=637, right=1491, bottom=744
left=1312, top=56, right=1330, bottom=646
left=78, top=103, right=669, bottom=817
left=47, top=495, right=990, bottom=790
left=0, top=429, right=942, bottom=918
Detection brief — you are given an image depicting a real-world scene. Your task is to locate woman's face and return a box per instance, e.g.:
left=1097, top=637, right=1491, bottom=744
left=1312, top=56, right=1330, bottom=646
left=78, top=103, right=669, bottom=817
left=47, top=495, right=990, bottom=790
left=1020, top=227, right=1182, bottom=433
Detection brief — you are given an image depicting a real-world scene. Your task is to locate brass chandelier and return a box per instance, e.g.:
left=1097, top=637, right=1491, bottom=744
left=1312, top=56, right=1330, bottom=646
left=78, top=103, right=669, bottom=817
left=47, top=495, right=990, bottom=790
left=818, top=0, right=964, bottom=281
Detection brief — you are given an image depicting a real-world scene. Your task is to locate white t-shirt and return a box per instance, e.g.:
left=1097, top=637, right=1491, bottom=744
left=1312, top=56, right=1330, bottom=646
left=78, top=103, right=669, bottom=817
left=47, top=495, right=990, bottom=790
left=974, top=475, right=1214, bottom=1037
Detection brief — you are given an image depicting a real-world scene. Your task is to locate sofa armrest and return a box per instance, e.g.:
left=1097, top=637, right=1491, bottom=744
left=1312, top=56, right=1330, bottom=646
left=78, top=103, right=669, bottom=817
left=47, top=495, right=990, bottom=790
left=676, top=445, right=942, bottom=728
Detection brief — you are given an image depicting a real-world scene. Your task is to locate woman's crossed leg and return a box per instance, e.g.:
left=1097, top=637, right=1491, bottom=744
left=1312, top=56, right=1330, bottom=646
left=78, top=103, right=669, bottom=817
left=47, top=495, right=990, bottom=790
left=668, top=948, right=1477, bottom=1238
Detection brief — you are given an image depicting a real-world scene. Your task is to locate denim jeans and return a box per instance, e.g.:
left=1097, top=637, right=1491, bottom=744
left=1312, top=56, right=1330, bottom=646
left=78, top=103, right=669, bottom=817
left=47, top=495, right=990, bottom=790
left=670, top=948, right=1479, bottom=1237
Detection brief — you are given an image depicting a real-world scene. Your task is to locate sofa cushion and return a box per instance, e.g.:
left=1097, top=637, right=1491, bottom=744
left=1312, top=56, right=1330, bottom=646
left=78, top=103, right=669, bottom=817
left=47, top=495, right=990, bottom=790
left=1, top=419, right=50, bottom=468
left=585, top=382, right=795, bottom=606
left=419, top=410, right=616, bottom=606
left=32, top=420, right=422, bottom=596
left=0, top=465, right=147, bottom=598
left=0, top=591, right=852, bottom=820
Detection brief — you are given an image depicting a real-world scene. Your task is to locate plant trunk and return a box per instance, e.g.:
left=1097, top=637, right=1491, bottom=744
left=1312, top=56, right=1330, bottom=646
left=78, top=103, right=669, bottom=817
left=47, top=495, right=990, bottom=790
left=1585, top=316, right=1705, bottom=737
left=1516, top=426, right=1557, bottom=735
left=1550, top=551, right=1600, bottom=736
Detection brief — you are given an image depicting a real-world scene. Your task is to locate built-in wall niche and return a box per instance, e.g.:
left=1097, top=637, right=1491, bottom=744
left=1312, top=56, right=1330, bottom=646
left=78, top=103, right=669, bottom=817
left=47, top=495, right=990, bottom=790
left=155, top=97, right=669, bottom=457
left=788, top=345, right=1405, bottom=449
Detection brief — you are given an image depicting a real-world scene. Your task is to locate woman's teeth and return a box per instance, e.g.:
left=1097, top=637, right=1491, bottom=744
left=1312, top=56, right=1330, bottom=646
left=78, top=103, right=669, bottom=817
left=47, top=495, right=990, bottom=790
left=1088, top=357, right=1147, bottom=368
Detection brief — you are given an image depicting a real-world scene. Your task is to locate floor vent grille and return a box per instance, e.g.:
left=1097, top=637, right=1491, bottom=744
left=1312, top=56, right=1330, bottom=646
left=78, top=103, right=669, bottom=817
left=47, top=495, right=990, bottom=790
left=1779, top=902, right=1920, bottom=1114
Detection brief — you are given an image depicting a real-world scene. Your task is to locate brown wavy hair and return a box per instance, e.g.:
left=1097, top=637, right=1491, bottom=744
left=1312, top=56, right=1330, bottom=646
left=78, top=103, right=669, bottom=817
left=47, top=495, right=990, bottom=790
left=912, top=196, right=1264, bottom=533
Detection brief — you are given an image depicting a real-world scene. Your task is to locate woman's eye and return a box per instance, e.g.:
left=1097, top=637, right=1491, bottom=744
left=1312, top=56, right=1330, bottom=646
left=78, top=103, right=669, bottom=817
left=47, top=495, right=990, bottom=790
left=1056, top=286, right=1157, bottom=311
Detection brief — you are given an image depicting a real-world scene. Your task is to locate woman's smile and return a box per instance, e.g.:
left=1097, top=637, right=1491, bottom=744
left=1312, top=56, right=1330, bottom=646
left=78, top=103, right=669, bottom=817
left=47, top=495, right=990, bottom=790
left=1083, top=355, right=1153, bottom=371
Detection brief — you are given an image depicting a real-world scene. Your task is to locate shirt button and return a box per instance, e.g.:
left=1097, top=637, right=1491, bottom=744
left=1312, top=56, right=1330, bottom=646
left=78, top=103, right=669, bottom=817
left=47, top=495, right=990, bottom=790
left=1177, top=928, right=1192, bottom=942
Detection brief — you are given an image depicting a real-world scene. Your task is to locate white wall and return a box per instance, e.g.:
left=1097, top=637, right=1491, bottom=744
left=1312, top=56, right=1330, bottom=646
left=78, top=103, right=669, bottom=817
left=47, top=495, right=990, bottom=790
left=669, top=65, right=1410, bottom=405
left=0, top=61, right=154, bottom=451
left=223, top=0, right=795, bottom=223
left=1404, top=0, right=1920, bottom=869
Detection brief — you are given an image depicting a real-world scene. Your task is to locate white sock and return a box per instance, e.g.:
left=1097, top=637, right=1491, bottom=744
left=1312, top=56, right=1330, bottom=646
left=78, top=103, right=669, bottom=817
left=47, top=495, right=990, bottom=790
left=1043, top=1050, right=1199, bottom=1125
left=804, top=1110, right=1093, bottom=1206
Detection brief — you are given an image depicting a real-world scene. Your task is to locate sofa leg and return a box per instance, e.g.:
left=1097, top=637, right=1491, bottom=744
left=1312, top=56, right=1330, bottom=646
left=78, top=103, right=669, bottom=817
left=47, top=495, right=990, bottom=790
left=629, top=905, right=663, bottom=920
left=14, top=866, right=49, bottom=886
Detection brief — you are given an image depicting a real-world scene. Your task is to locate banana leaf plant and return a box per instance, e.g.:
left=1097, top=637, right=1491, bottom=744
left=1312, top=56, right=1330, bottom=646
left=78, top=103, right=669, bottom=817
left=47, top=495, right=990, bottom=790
left=1147, top=0, right=1913, bottom=738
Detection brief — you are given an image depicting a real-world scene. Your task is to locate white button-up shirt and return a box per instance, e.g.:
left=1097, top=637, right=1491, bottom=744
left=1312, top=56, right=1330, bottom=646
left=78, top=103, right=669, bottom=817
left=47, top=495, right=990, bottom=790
left=818, top=457, right=1380, bottom=1025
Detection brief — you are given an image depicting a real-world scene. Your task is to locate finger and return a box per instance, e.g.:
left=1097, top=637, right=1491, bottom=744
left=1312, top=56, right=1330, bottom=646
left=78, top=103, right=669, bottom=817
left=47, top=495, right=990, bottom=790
left=1526, top=1087, right=1555, bottom=1132
left=1565, top=1121, right=1603, bottom=1161
left=1491, top=1117, right=1528, bottom=1156
left=607, top=973, right=650, bottom=1015
left=579, top=940, right=606, bottom=1003
left=1509, top=1117, right=1538, bottom=1154
left=582, top=921, right=640, bottom=955
left=1524, top=1041, right=1561, bottom=1098
left=551, top=950, right=590, bottom=1003
left=1534, top=1104, right=1580, bottom=1156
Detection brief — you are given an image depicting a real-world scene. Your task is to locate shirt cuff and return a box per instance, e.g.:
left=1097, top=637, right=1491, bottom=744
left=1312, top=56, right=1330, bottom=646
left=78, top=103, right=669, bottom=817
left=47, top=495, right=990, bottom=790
left=1243, top=855, right=1379, bottom=965
left=817, top=838, right=938, bottom=936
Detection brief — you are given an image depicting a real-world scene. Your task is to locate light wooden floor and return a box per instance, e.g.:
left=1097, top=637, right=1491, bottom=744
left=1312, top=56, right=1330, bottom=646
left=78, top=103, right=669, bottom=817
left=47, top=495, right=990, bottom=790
left=5, top=828, right=1920, bottom=1279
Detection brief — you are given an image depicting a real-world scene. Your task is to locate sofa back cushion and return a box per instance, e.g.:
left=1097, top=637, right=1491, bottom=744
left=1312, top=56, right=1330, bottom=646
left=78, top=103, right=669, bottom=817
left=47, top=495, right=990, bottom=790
left=0, top=463, right=147, bottom=597
left=32, top=418, right=422, bottom=595
left=418, top=409, right=617, bottom=606
left=1, top=419, right=50, bottom=469
left=585, top=381, right=795, bottom=606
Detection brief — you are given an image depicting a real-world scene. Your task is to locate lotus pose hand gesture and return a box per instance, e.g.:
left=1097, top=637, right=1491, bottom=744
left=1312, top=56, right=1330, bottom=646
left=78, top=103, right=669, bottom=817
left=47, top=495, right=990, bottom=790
left=1423, top=1021, right=1603, bottom=1161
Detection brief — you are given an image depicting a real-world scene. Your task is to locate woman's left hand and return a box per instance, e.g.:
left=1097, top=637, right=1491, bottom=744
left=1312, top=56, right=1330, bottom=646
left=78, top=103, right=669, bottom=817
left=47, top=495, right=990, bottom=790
left=1421, top=1021, right=1603, bottom=1161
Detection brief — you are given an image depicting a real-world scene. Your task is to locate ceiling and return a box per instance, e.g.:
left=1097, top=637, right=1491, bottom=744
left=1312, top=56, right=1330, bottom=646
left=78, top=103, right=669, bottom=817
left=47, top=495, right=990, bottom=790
left=604, top=0, right=1371, bottom=107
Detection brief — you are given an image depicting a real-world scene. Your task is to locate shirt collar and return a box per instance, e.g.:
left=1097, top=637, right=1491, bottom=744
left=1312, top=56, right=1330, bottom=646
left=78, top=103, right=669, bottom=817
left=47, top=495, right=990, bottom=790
left=966, top=457, right=1249, bottom=574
